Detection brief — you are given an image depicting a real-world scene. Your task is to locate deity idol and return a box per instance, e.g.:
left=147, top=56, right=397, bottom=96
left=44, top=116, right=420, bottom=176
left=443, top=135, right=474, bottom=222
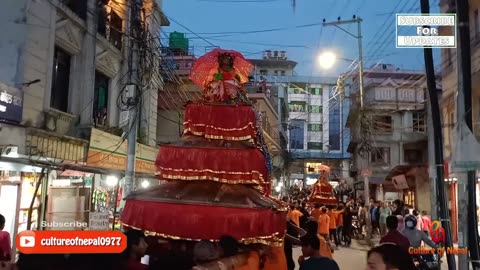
left=309, top=170, right=338, bottom=205
left=203, top=52, right=247, bottom=102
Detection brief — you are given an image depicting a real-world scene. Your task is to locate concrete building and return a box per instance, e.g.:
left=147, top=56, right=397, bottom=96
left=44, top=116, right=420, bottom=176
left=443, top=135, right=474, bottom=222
left=346, top=64, right=431, bottom=208
left=248, top=51, right=351, bottom=188
left=0, top=0, right=168, bottom=249
left=439, top=0, right=480, bottom=243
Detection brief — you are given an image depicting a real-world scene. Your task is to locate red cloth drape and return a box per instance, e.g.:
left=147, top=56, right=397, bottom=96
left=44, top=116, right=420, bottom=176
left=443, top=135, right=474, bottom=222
left=183, top=104, right=258, bottom=141
left=121, top=200, right=286, bottom=243
left=156, top=145, right=268, bottom=185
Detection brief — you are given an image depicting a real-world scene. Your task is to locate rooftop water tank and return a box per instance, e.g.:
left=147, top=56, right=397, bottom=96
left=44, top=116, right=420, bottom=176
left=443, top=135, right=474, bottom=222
left=169, top=31, right=189, bottom=54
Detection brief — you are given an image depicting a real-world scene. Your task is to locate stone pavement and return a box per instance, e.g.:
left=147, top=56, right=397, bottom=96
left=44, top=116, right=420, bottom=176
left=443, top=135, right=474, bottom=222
left=292, top=237, right=469, bottom=269
left=292, top=241, right=368, bottom=270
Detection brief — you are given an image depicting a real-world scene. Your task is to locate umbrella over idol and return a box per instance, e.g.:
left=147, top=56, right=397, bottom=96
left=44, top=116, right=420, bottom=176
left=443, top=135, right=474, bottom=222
left=120, top=49, right=287, bottom=246
left=308, top=165, right=338, bottom=205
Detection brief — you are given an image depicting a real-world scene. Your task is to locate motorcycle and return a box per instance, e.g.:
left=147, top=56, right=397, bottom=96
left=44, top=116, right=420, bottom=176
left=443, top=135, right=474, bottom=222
left=351, top=215, right=364, bottom=240
left=412, top=253, right=440, bottom=270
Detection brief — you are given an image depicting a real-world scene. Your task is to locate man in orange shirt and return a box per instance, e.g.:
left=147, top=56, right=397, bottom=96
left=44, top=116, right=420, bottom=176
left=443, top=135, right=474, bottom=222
left=288, top=205, right=303, bottom=227
left=327, top=207, right=339, bottom=248
left=310, top=203, right=322, bottom=222
left=317, top=207, right=330, bottom=239
left=305, top=220, right=333, bottom=258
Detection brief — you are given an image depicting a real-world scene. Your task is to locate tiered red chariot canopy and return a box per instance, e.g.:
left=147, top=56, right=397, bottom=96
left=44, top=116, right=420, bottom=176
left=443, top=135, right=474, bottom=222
left=121, top=181, right=286, bottom=245
left=120, top=48, right=286, bottom=246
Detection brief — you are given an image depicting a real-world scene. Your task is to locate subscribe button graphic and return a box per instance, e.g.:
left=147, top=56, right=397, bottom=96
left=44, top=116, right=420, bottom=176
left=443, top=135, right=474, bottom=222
left=16, top=230, right=127, bottom=254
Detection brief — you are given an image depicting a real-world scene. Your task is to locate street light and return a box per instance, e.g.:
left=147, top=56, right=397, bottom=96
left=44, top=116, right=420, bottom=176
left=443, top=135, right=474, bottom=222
left=318, top=51, right=337, bottom=69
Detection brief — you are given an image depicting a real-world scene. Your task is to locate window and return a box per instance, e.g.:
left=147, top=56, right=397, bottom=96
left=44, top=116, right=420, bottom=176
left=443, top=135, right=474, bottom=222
left=307, top=142, right=323, bottom=150
left=260, top=70, right=268, bottom=75
left=109, top=11, right=123, bottom=50
left=404, top=149, right=422, bottom=164
left=309, top=105, right=322, bottom=113
left=274, top=70, right=279, bottom=76
left=61, top=0, right=87, bottom=20
left=288, top=88, right=303, bottom=94
left=308, top=124, right=322, bottom=131
left=50, top=47, right=71, bottom=112
left=308, top=88, right=323, bottom=95
left=289, top=120, right=305, bottom=150
left=372, top=115, right=393, bottom=132
left=94, top=71, right=109, bottom=126
left=281, top=70, right=286, bottom=76
left=371, top=147, right=391, bottom=164
left=289, top=102, right=306, bottom=112
left=412, top=112, right=426, bottom=132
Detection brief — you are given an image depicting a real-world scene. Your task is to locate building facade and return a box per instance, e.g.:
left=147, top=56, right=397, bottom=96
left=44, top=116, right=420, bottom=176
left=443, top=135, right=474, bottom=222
left=0, top=0, right=168, bottom=250
left=439, top=0, right=480, bottom=243
left=248, top=51, right=351, bottom=189
left=346, top=64, right=431, bottom=208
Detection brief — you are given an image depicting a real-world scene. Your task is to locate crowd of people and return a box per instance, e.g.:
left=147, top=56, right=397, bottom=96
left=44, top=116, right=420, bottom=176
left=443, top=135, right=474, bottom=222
left=0, top=197, right=442, bottom=270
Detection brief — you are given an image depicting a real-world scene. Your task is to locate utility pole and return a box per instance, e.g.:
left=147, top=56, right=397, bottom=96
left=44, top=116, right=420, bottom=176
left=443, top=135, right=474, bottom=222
left=323, top=16, right=371, bottom=245
left=455, top=0, right=480, bottom=268
left=123, top=0, right=142, bottom=199
left=427, top=99, right=438, bottom=221
left=419, top=0, right=456, bottom=269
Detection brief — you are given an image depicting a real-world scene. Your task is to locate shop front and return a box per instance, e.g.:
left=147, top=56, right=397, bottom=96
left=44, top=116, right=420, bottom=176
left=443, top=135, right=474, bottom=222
left=0, top=161, right=44, bottom=254
left=84, top=128, right=158, bottom=229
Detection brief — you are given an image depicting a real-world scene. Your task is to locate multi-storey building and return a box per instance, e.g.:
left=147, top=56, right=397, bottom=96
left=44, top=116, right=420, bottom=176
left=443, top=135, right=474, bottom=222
left=248, top=51, right=351, bottom=188
left=439, top=0, right=480, bottom=243
left=0, top=0, right=168, bottom=248
left=346, top=64, right=431, bottom=209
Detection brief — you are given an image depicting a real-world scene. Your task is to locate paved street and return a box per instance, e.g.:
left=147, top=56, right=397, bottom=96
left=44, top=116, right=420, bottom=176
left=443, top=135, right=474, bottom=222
left=292, top=239, right=469, bottom=270
left=292, top=241, right=367, bottom=270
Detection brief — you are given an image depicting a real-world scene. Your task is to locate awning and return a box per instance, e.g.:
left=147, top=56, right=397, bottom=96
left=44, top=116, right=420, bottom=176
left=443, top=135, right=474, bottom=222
left=0, top=156, right=155, bottom=179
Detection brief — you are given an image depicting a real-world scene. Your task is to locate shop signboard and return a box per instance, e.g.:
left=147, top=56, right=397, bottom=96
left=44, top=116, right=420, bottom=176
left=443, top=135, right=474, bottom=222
left=89, top=212, right=109, bottom=230
left=0, top=83, right=23, bottom=123
left=86, top=128, right=157, bottom=174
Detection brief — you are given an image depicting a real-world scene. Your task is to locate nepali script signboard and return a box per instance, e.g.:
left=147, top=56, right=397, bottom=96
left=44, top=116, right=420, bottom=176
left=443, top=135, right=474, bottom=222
left=0, top=83, right=23, bottom=123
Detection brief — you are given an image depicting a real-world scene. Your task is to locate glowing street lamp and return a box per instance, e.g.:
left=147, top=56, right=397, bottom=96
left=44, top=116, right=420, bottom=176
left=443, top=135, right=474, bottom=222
left=318, top=51, right=337, bottom=70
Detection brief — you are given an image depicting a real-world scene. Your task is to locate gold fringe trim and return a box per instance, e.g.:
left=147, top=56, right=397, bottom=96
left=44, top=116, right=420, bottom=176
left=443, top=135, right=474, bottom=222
left=156, top=167, right=267, bottom=184
left=121, top=223, right=285, bottom=247
left=183, top=121, right=256, bottom=132
left=184, top=129, right=255, bottom=141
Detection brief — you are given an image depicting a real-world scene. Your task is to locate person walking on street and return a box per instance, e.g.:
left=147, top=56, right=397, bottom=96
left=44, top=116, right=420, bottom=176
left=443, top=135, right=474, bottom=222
left=299, top=201, right=310, bottom=229
left=342, top=206, right=353, bottom=246
left=327, top=207, right=339, bottom=249
left=298, top=235, right=339, bottom=270
left=379, top=215, right=410, bottom=252
left=421, top=211, right=432, bottom=234
left=335, top=205, right=344, bottom=246
left=379, top=202, right=392, bottom=237
left=317, top=207, right=330, bottom=240
left=288, top=205, right=303, bottom=227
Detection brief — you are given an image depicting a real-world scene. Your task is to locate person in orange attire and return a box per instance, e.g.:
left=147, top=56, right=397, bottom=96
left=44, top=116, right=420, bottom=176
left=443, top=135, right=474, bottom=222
left=288, top=205, right=303, bottom=227
left=305, top=220, right=333, bottom=258
left=317, top=207, right=330, bottom=239
left=310, top=203, right=322, bottom=222
left=327, top=206, right=340, bottom=248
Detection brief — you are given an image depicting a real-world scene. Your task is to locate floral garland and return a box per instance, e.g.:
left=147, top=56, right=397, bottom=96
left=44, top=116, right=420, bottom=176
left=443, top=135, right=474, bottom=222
left=255, top=111, right=273, bottom=174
